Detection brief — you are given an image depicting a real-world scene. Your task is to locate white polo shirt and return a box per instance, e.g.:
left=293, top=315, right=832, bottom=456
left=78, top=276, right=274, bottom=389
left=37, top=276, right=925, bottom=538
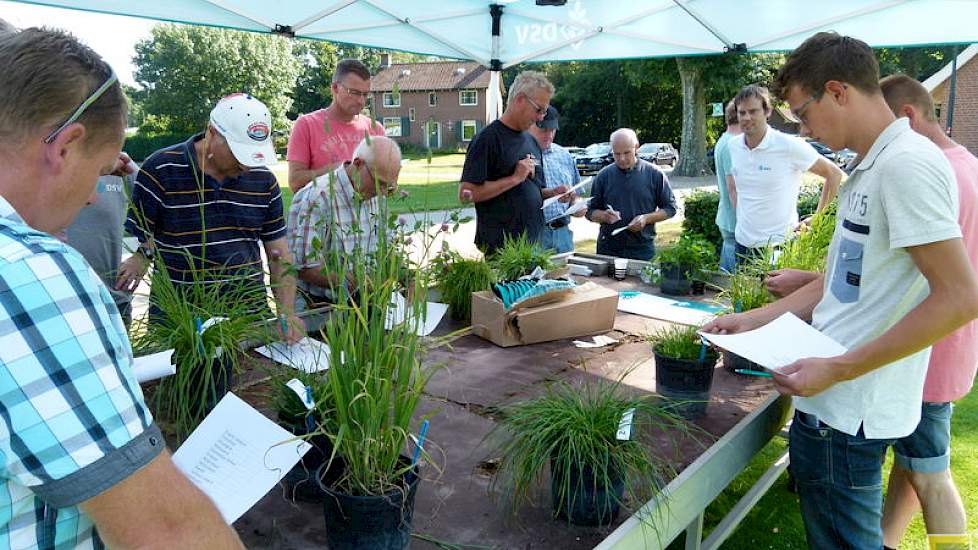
left=801, top=118, right=961, bottom=439
left=729, top=127, right=820, bottom=248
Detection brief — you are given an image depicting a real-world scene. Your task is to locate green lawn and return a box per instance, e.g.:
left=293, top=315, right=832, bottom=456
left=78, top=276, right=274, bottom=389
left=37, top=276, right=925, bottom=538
left=669, top=388, right=978, bottom=549
left=270, top=154, right=464, bottom=214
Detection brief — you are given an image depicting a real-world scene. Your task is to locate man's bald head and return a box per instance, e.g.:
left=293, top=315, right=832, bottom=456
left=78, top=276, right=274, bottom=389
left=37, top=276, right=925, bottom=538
left=610, top=128, right=639, bottom=148
left=352, top=135, right=402, bottom=196
left=610, top=128, right=640, bottom=171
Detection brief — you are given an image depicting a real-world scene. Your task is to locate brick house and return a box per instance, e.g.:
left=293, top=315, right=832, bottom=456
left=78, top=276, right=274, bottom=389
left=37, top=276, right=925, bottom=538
left=369, top=56, right=504, bottom=150
left=924, top=44, right=978, bottom=156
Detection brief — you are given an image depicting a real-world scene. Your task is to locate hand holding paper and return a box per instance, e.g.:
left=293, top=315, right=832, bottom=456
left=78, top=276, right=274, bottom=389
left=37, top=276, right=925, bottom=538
left=541, top=177, right=591, bottom=209
left=699, top=313, right=846, bottom=371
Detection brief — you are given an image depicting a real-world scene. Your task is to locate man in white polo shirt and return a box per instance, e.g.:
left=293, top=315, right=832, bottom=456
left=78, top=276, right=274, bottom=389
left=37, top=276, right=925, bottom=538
left=705, top=33, right=978, bottom=549
left=727, top=84, right=843, bottom=265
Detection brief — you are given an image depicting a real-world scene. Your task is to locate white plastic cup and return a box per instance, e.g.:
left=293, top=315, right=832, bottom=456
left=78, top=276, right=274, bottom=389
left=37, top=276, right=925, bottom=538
left=613, top=258, right=628, bottom=280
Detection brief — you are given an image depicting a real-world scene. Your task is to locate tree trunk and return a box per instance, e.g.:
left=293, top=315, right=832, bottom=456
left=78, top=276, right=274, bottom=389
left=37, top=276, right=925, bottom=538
left=673, top=58, right=710, bottom=177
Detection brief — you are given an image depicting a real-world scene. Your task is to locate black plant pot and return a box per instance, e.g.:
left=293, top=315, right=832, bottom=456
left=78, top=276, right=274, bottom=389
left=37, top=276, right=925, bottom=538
left=318, top=456, right=420, bottom=550
left=659, top=262, right=691, bottom=296
left=653, top=349, right=719, bottom=420
left=550, top=459, right=625, bottom=526
left=691, top=279, right=706, bottom=295
left=278, top=412, right=340, bottom=502
left=722, top=350, right=763, bottom=375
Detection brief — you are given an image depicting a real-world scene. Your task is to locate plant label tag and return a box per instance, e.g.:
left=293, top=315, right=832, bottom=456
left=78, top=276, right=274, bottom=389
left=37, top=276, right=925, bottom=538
left=285, top=378, right=315, bottom=410
left=616, top=408, right=635, bottom=441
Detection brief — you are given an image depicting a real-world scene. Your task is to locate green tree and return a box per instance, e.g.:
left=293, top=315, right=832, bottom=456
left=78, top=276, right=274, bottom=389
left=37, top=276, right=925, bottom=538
left=122, top=83, right=147, bottom=129
left=134, top=24, right=300, bottom=135
left=875, top=45, right=957, bottom=80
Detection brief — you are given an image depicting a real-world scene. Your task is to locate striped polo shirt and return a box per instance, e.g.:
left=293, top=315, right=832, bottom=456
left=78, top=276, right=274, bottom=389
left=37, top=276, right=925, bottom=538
left=125, top=134, right=286, bottom=288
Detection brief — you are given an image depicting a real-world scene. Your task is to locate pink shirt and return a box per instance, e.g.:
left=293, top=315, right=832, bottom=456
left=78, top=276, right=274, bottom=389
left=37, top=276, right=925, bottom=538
left=286, top=109, right=384, bottom=172
left=925, top=145, right=978, bottom=402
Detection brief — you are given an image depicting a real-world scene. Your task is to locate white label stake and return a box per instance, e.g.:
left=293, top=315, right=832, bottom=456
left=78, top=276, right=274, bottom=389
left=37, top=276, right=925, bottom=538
left=616, top=408, right=635, bottom=441
left=285, top=378, right=315, bottom=410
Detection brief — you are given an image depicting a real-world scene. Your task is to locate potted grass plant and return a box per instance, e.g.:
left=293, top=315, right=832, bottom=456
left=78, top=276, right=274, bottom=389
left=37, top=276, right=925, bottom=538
left=430, top=249, right=496, bottom=322
left=300, top=163, right=451, bottom=550
left=655, top=233, right=717, bottom=296
left=129, top=254, right=269, bottom=440
left=648, top=325, right=720, bottom=419
left=488, top=233, right=554, bottom=281
left=488, top=376, right=687, bottom=527
left=715, top=268, right=773, bottom=374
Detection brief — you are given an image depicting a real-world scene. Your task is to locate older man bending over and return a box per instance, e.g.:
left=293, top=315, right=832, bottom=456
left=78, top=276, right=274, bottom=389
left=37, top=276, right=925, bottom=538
left=288, top=136, right=402, bottom=312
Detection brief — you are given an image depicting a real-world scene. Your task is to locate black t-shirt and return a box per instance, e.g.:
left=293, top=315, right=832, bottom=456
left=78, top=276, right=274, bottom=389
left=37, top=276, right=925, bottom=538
left=461, top=120, right=545, bottom=253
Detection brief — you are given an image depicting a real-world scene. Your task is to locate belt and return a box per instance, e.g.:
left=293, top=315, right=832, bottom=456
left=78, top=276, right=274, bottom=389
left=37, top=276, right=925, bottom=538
left=547, top=216, right=570, bottom=229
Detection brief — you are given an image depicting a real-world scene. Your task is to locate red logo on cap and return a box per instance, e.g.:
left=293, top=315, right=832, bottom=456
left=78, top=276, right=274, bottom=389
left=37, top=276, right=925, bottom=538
left=252, top=152, right=266, bottom=163
left=247, top=122, right=269, bottom=142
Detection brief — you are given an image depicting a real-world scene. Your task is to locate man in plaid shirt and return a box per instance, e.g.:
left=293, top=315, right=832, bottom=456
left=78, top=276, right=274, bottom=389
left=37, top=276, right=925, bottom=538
left=528, top=106, right=584, bottom=253
left=0, top=24, right=241, bottom=549
left=287, top=136, right=402, bottom=311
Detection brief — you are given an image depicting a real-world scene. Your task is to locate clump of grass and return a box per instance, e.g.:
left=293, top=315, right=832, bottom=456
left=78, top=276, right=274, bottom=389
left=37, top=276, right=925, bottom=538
left=647, top=324, right=708, bottom=361
left=489, top=233, right=554, bottom=281
left=488, top=375, right=691, bottom=527
left=775, top=205, right=837, bottom=273
left=431, top=251, right=496, bottom=322
left=718, top=269, right=773, bottom=313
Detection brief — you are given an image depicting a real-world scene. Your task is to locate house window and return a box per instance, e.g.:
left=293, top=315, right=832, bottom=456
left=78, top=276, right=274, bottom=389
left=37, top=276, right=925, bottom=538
left=383, top=92, right=400, bottom=108
left=409, top=108, right=416, bottom=122
left=428, top=92, right=437, bottom=106
left=461, top=120, right=477, bottom=141
left=935, top=102, right=943, bottom=119
left=383, top=117, right=402, bottom=137
left=459, top=89, right=478, bottom=106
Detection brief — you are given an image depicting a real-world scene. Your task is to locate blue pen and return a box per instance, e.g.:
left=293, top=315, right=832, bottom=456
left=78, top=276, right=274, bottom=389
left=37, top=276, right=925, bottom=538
left=194, top=317, right=205, bottom=355
left=279, top=315, right=288, bottom=338
left=735, top=369, right=773, bottom=378
left=735, top=300, right=743, bottom=313
left=697, top=340, right=708, bottom=363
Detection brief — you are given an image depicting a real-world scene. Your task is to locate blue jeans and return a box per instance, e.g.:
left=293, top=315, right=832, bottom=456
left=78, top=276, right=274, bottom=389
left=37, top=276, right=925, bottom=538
left=790, top=410, right=894, bottom=550
left=893, top=402, right=953, bottom=473
left=539, top=225, right=574, bottom=253
left=719, top=228, right=737, bottom=273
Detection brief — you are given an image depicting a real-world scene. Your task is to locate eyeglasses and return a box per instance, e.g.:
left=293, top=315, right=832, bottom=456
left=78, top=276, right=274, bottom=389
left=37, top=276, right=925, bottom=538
left=44, top=70, right=118, bottom=144
left=366, top=165, right=396, bottom=194
left=524, top=94, right=546, bottom=115
left=792, top=89, right=825, bottom=126
left=338, top=82, right=371, bottom=98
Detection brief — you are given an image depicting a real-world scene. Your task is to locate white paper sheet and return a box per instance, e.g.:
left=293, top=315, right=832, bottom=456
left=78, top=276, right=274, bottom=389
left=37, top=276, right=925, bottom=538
left=699, top=313, right=847, bottom=371
left=617, top=292, right=719, bottom=326
left=131, top=349, right=176, bottom=383
left=573, top=335, right=618, bottom=348
left=172, top=393, right=311, bottom=524
left=541, top=177, right=592, bottom=209
left=545, top=199, right=590, bottom=224
left=383, top=292, right=449, bottom=336
left=611, top=226, right=629, bottom=236
left=255, top=337, right=331, bottom=373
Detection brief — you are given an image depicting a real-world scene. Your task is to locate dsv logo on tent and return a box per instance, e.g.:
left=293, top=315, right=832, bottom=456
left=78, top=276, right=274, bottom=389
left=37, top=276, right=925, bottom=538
left=514, top=0, right=589, bottom=51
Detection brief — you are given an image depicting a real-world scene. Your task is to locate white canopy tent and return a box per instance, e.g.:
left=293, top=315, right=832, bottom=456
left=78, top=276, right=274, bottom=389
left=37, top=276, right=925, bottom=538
left=10, top=0, right=978, bottom=122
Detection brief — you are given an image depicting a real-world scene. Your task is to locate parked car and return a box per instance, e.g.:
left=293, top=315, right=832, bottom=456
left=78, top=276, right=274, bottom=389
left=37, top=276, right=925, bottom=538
left=575, top=142, right=613, bottom=175
left=564, top=145, right=585, bottom=158
left=835, top=148, right=858, bottom=168
left=638, top=142, right=678, bottom=167
left=807, top=140, right=837, bottom=163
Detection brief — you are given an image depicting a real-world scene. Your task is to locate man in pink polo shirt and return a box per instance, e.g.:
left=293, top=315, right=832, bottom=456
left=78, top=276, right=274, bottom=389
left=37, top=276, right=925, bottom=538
left=286, top=59, right=385, bottom=192
left=878, top=74, right=978, bottom=549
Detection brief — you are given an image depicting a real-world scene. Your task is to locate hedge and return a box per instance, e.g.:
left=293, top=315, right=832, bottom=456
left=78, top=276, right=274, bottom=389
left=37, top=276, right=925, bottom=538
left=124, top=133, right=188, bottom=162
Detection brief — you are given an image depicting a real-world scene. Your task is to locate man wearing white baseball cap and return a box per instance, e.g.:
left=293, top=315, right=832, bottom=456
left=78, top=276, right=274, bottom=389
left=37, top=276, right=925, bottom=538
left=120, top=93, right=304, bottom=343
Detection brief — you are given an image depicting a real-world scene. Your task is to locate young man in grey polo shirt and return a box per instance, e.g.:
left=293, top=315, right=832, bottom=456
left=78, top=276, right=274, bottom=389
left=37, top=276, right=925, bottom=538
left=704, top=32, right=978, bottom=549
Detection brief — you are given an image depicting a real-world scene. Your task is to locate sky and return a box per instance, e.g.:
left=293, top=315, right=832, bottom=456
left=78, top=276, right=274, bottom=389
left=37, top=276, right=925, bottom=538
left=0, top=1, right=155, bottom=86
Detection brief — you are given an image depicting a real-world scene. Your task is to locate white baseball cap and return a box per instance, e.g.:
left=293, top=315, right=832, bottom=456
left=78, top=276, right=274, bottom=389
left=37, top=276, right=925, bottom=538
left=209, top=93, right=278, bottom=167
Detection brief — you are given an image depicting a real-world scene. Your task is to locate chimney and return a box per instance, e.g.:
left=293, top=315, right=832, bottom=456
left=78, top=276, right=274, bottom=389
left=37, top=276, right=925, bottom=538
left=380, top=53, right=391, bottom=69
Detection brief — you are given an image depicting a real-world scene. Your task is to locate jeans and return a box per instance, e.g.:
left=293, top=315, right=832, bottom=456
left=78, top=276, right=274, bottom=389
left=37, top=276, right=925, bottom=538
left=539, top=225, right=574, bottom=254
left=597, top=236, right=654, bottom=261
left=790, top=410, right=894, bottom=550
left=893, top=402, right=953, bottom=473
left=719, top=228, right=737, bottom=273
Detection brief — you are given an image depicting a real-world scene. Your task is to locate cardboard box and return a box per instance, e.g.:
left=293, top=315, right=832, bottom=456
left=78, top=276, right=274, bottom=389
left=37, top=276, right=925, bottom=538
left=470, top=283, right=619, bottom=347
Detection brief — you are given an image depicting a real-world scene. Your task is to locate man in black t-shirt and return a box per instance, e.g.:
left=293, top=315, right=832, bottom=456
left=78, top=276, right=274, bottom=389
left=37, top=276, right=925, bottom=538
left=460, top=71, right=570, bottom=254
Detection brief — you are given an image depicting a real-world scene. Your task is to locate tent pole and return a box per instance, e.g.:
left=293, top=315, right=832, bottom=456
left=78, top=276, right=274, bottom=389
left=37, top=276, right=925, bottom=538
left=488, top=4, right=504, bottom=122
left=947, top=45, right=958, bottom=136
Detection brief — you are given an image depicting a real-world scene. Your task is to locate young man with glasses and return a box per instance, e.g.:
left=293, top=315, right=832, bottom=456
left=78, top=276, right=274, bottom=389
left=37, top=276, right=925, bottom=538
left=726, top=84, right=843, bottom=266
left=0, top=24, right=243, bottom=549
left=704, top=32, right=978, bottom=549
left=460, top=70, right=554, bottom=255
left=287, top=136, right=402, bottom=315
left=287, top=58, right=385, bottom=192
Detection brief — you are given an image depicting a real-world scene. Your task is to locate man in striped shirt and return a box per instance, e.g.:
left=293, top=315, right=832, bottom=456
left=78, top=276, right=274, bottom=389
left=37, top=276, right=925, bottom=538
left=288, top=136, right=402, bottom=310
left=120, top=94, right=303, bottom=342
left=0, top=24, right=242, bottom=548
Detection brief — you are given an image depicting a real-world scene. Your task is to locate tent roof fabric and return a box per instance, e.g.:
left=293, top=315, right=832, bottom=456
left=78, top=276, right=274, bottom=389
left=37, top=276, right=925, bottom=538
left=12, top=1, right=978, bottom=68
left=370, top=61, right=493, bottom=92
